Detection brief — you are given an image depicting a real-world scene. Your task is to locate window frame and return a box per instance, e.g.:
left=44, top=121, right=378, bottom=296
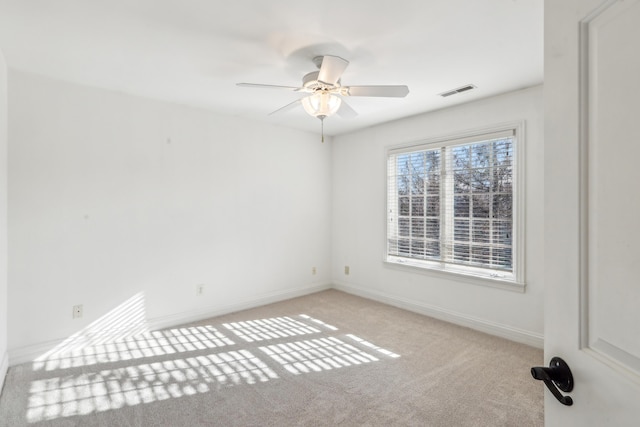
left=384, top=122, right=526, bottom=291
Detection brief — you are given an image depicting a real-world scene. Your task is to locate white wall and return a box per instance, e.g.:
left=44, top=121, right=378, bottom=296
left=0, top=49, right=8, bottom=386
left=7, top=71, right=332, bottom=361
left=331, top=86, right=544, bottom=347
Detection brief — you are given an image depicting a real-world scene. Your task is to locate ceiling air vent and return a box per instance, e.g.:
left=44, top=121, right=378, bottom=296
left=439, top=84, right=477, bottom=97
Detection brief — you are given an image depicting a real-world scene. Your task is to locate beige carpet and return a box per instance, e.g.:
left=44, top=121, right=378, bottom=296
left=0, top=290, right=544, bottom=426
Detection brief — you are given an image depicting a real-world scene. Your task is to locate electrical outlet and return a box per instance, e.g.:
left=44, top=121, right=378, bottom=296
left=312, top=267, right=317, bottom=275
left=344, top=266, right=350, bottom=275
left=72, top=304, right=83, bottom=319
left=196, top=284, right=204, bottom=296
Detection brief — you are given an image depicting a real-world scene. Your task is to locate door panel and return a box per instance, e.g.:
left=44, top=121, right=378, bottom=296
left=545, top=0, right=640, bottom=425
left=585, top=0, right=640, bottom=374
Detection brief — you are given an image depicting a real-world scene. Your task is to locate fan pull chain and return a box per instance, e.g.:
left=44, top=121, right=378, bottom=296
left=321, top=117, right=324, bottom=143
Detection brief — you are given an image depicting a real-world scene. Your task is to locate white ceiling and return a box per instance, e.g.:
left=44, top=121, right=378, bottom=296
left=0, top=0, right=543, bottom=137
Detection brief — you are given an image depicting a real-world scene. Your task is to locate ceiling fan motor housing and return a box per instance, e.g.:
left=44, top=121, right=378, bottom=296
left=302, top=71, right=340, bottom=91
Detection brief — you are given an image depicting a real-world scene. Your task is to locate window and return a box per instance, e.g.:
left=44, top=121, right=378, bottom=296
left=386, top=124, right=524, bottom=285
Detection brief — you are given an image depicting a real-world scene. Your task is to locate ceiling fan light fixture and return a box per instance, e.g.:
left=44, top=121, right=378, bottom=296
left=301, top=91, right=342, bottom=119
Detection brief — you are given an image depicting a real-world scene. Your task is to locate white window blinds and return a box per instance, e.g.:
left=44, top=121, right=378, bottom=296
left=386, top=127, right=520, bottom=282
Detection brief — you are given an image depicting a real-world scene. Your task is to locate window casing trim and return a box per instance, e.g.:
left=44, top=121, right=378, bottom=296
left=384, top=121, right=526, bottom=288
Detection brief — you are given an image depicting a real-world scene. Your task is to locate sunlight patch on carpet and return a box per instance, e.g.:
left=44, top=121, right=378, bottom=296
left=25, top=311, right=400, bottom=423
left=259, top=337, right=380, bottom=374
left=26, top=350, right=276, bottom=423
left=222, top=316, right=321, bottom=342
left=34, top=325, right=235, bottom=372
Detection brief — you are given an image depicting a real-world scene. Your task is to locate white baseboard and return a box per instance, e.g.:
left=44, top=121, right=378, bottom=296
left=0, top=350, right=7, bottom=393
left=8, top=283, right=332, bottom=366
left=333, top=281, right=544, bottom=349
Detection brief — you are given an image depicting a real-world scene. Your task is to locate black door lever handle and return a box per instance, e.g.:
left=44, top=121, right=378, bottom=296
left=531, top=357, right=574, bottom=406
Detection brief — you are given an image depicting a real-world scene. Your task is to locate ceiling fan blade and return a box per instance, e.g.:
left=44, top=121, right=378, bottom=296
left=344, top=85, right=410, bottom=98
left=237, top=83, right=301, bottom=91
left=317, top=55, right=349, bottom=86
left=268, top=98, right=303, bottom=116
left=337, top=99, right=358, bottom=119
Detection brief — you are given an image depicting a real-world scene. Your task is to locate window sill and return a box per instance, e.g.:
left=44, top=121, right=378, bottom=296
left=383, top=258, right=525, bottom=293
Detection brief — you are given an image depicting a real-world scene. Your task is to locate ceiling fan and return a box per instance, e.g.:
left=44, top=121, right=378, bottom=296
left=237, top=55, right=409, bottom=141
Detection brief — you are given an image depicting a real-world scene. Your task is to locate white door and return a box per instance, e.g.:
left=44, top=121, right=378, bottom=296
left=545, top=0, right=640, bottom=425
